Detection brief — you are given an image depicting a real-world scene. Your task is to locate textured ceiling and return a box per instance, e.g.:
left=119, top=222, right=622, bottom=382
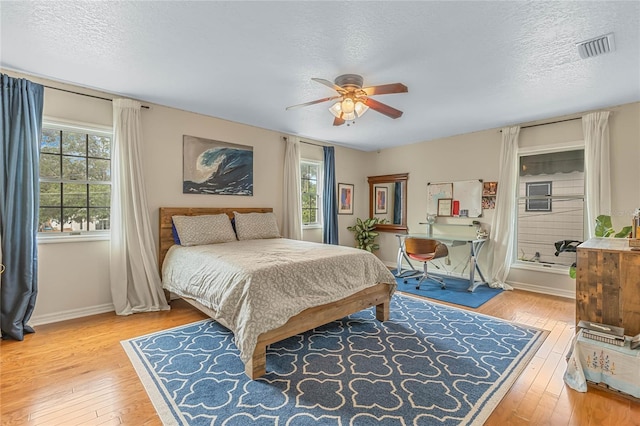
left=1, top=1, right=639, bottom=151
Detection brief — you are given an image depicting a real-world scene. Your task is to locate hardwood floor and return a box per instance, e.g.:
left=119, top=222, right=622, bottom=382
left=1, top=289, right=638, bottom=425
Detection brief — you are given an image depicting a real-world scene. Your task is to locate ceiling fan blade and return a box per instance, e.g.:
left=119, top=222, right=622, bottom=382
left=286, top=96, right=340, bottom=110
left=362, top=97, right=403, bottom=119
left=333, top=116, right=345, bottom=126
left=312, top=78, right=347, bottom=94
left=361, top=83, right=408, bottom=96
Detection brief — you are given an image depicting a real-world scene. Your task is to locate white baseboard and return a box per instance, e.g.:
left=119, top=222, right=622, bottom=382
left=30, top=303, right=115, bottom=326
left=386, top=260, right=576, bottom=300
left=507, top=280, right=576, bottom=300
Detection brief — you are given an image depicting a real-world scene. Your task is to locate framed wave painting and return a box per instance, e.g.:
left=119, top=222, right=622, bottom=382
left=183, top=135, right=253, bottom=195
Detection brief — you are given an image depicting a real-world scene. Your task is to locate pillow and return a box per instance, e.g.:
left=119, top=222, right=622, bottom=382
left=172, top=214, right=237, bottom=246
left=233, top=211, right=281, bottom=241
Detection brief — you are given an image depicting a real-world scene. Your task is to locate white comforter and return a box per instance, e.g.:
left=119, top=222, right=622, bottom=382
left=162, top=238, right=397, bottom=362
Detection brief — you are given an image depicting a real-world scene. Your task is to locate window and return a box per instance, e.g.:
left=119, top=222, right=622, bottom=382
left=525, top=181, right=552, bottom=212
left=300, top=160, right=323, bottom=226
left=516, top=148, right=584, bottom=268
left=39, top=122, right=112, bottom=234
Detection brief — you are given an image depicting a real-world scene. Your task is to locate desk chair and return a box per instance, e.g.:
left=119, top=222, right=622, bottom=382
left=402, top=238, right=449, bottom=289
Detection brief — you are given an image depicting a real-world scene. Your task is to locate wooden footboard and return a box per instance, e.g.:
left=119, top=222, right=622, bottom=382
left=246, top=282, right=391, bottom=379
left=180, top=282, right=392, bottom=379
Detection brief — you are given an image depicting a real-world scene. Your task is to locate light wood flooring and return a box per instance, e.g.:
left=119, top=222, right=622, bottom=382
left=1, top=289, right=638, bottom=425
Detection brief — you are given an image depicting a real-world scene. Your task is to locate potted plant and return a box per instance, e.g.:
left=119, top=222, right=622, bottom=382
left=347, top=217, right=387, bottom=252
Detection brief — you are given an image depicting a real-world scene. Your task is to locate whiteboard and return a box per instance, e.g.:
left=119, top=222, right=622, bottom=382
left=428, top=180, right=483, bottom=218
left=427, top=183, right=453, bottom=214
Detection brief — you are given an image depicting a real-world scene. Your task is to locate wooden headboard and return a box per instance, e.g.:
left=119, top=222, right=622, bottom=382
left=158, top=207, right=273, bottom=271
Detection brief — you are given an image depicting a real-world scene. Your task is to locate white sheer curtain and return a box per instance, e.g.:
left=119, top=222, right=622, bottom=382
left=110, top=99, right=169, bottom=315
left=583, top=111, right=611, bottom=238
left=488, top=126, right=520, bottom=289
left=282, top=136, right=302, bottom=240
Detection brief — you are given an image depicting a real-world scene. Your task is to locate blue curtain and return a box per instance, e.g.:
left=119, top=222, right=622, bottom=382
left=394, top=182, right=402, bottom=224
left=322, top=146, right=339, bottom=245
left=0, top=74, right=44, bottom=340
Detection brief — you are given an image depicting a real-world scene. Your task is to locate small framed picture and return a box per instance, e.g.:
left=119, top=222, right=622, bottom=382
left=437, top=198, right=453, bottom=217
left=374, top=186, right=388, bottom=214
left=338, top=183, right=354, bottom=215
left=483, top=181, right=498, bottom=196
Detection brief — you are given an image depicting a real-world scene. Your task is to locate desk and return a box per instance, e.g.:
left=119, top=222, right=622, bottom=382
left=395, top=234, right=488, bottom=292
left=564, top=330, right=640, bottom=399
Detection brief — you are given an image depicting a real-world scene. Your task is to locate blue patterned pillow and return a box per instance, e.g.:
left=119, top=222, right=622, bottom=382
left=171, top=221, right=181, bottom=245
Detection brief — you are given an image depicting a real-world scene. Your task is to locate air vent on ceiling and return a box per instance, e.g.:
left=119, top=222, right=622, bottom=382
left=577, top=33, right=615, bottom=59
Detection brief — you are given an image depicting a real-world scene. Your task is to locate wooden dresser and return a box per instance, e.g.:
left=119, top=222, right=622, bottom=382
left=576, top=238, right=640, bottom=337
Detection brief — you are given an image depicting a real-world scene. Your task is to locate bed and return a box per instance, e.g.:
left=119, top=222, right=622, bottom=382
left=158, top=207, right=397, bottom=379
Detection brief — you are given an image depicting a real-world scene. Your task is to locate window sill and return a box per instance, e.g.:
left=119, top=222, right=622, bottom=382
left=303, top=224, right=323, bottom=230
left=511, top=261, right=570, bottom=276
left=37, top=232, right=110, bottom=244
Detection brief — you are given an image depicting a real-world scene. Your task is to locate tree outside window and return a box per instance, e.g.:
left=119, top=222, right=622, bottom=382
left=301, top=160, right=322, bottom=226
left=39, top=124, right=112, bottom=233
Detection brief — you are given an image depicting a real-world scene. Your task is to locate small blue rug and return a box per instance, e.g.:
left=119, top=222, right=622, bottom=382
left=123, top=294, right=546, bottom=425
left=393, top=269, right=503, bottom=308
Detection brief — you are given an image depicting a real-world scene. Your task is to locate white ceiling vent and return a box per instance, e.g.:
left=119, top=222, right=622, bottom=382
left=577, top=33, right=615, bottom=59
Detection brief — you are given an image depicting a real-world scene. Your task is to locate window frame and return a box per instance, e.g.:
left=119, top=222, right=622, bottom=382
left=513, top=141, right=586, bottom=272
left=525, top=181, right=553, bottom=212
left=300, top=159, right=323, bottom=229
left=37, top=118, right=113, bottom=243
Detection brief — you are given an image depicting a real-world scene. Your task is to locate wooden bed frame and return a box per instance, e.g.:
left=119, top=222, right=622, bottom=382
left=158, top=207, right=392, bottom=379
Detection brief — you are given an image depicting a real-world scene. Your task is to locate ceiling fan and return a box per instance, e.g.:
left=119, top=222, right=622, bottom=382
left=286, top=74, right=408, bottom=126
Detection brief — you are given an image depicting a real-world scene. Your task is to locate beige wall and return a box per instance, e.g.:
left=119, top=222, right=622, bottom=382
left=367, top=128, right=501, bottom=287
left=370, top=102, right=640, bottom=297
left=1, top=69, right=369, bottom=324
left=5, top=68, right=638, bottom=322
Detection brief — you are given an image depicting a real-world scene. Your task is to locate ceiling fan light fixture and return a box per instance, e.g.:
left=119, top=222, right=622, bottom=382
left=354, top=101, right=369, bottom=118
left=342, top=111, right=356, bottom=121
left=341, top=97, right=355, bottom=114
left=288, top=74, right=407, bottom=126
left=329, top=101, right=342, bottom=118
left=330, top=97, right=364, bottom=121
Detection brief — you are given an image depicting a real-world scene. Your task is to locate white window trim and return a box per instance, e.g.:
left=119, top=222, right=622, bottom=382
left=518, top=140, right=584, bottom=155
left=510, top=261, right=571, bottom=276
left=38, top=118, right=113, bottom=243
left=513, top=140, right=585, bottom=271
left=43, top=116, right=112, bottom=136
left=38, top=231, right=110, bottom=244
left=301, top=159, right=323, bottom=229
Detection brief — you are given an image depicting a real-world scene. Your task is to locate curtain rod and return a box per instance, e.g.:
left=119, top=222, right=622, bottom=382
left=500, top=117, right=581, bottom=132
left=43, top=85, right=150, bottom=109
left=301, top=140, right=328, bottom=148
left=521, top=117, right=581, bottom=129
left=282, top=136, right=329, bottom=148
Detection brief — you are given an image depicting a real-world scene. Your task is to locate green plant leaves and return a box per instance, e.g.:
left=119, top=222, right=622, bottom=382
left=347, top=217, right=385, bottom=251
left=595, top=215, right=614, bottom=237
left=595, top=215, right=632, bottom=238
left=569, top=263, right=577, bottom=279
left=615, top=226, right=632, bottom=238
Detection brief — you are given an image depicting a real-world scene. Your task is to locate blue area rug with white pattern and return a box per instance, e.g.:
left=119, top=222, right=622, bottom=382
left=394, top=270, right=503, bottom=308
left=122, top=293, right=547, bottom=425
